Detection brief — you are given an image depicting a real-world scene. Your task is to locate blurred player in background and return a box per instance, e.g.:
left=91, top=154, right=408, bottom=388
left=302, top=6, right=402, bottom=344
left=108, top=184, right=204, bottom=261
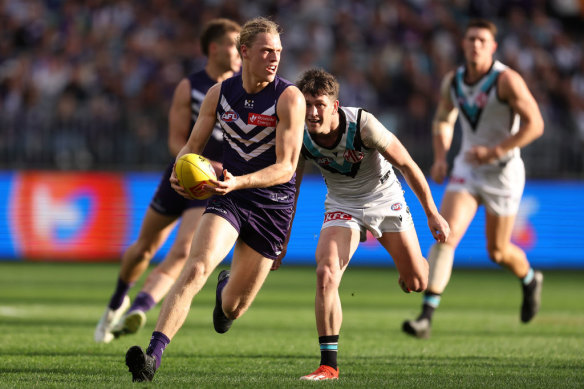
left=94, top=18, right=241, bottom=343
left=402, top=19, right=544, bottom=339
left=123, top=17, right=305, bottom=382
left=283, top=68, right=450, bottom=380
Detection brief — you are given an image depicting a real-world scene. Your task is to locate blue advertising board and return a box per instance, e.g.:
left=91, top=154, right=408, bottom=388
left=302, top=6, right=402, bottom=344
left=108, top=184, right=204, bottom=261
left=0, top=171, right=582, bottom=268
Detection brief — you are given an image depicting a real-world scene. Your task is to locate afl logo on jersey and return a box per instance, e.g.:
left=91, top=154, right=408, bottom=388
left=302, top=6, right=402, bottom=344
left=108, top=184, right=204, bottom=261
left=391, top=202, right=402, bottom=211
left=221, top=111, right=239, bottom=122
left=343, top=150, right=364, bottom=163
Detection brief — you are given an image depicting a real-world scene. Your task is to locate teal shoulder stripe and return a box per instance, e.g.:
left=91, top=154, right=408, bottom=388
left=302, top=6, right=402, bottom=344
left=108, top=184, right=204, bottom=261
left=345, top=121, right=357, bottom=151
left=480, top=69, right=500, bottom=93
left=302, top=130, right=321, bottom=157
left=455, top=68, right=465, bottom=101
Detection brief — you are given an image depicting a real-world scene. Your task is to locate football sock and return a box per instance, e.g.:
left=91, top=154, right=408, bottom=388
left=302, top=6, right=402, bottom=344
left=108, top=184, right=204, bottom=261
left=522, top=268, right=535, bottom=286
left=108, top=278, right=133, bottom=310
left=419, top=292, right=441, bottom=321
left=146, top=331, right=170, bottom=369
left=129, top=292, right=156, bottom=313
left=319, top=335, right=339, bottom=369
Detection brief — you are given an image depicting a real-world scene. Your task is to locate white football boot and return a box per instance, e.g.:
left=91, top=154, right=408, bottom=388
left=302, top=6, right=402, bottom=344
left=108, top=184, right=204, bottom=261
left=112, top=309, right=147, bottom=338
left=94, top=295, right=130, bottom=343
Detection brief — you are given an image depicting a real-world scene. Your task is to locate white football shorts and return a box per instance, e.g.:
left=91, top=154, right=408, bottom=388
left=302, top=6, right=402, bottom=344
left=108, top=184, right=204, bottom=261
left=446, top=155, right=525, bottom=216
left=321, top=193, right=415, bottom=242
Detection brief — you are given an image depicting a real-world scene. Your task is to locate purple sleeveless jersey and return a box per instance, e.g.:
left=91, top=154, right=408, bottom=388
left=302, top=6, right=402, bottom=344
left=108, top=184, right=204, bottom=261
left=203, top=75, right=297, bottom=259
left=215, top=74, right=296, bottom=208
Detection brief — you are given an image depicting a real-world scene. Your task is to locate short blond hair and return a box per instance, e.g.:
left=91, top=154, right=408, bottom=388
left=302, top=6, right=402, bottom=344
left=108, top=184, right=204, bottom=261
left=237, top=17, right=281, bottom=54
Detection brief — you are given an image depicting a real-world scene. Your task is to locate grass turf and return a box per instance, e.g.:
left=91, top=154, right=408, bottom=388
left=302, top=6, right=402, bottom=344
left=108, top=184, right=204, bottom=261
left=0, top=262, right=582, bottom=388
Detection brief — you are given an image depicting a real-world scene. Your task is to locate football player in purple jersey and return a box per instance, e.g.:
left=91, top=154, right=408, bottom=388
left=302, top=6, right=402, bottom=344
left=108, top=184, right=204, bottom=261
left=124, top=17, right=306, bottom=382
left=95, top=19, right=241, bottom=344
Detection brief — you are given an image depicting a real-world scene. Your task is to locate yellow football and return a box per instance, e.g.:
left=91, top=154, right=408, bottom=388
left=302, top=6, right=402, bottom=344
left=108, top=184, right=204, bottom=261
left=174, top=153, right=217, bottom=200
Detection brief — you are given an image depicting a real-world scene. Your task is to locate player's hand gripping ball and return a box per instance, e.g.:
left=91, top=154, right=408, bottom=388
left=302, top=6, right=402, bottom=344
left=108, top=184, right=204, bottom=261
left=174, top=153, right=217, bottom=200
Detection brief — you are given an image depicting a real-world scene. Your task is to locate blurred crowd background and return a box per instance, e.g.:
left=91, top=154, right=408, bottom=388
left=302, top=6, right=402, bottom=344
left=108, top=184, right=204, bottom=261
left=1, top=0, right=583, bottom=177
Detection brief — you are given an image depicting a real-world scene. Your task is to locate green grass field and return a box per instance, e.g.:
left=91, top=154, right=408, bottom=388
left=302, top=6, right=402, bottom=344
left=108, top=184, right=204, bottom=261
left=0, top=262, right=582, bottom=388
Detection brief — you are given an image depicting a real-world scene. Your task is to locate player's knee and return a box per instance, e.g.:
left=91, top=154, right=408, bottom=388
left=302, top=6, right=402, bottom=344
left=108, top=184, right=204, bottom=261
left=180, top=260, right=211, bottom=285
left=315, top=262, right=341, bottom=290
left=129, top=239, right=159, bottom=263
left=487, top=246, right=505, bottom=264
left=165, top=244, right=191, bottom=265
left=222, top=297, right=247, bottom=320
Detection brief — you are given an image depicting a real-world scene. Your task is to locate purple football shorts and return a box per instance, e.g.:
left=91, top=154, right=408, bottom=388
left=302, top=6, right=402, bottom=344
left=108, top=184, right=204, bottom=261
left=204, top=195, right=293, bottom=260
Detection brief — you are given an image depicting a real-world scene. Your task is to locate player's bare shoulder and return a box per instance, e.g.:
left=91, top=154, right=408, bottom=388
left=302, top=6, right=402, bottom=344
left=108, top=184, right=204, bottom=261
left=278, top=85, right=306, bottom=111
left=434, top=70, right=458, bottom=124
left=276, top=85, right=306, bottom=124
left=359, top=110, right=394, bottom=151
left=439, top=70, right=456, bottom=100
left=205, top=82, right=222, bottom=102
left=172, top=78, right=191, bottom=102
left=496, top=67, right=529, bottom=101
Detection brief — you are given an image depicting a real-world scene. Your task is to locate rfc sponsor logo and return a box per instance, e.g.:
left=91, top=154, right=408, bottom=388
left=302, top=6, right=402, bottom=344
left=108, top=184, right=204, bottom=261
left=248, top=113, right=277, bottom=127
left=221, top=111, right=239, bottom=122
left=317, top=157, right=333, bottom=165
left=343, top=149, right=364, bottom=163
left=324, top=211, right=352, bottom=223
left=391, top=202, right=402, bottom=211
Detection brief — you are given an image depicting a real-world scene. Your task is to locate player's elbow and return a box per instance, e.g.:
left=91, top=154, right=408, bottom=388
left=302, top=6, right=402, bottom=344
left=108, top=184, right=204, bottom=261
left=533, top=119, right=544, bottom=139
left=528, top=114, right=544, bottom=141
left=275, top=161, right=296, bottom=185
left=405, top=276, right=428, bottom=293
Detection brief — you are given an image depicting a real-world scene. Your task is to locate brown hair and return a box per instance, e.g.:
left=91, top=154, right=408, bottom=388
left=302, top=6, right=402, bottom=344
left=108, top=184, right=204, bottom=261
left=236, top=17, right=281, bottom=54
left=465, top=19, right=497, bottom=40
left=200, top=18, right=241, bottom=57
left=296, top=68, right=339, bottom=100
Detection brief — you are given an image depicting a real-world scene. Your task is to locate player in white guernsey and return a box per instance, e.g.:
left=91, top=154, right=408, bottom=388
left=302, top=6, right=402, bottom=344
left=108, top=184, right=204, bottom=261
left=403, top=19, right=544, bottom=339
left=284, top=69, right=449, bottom=381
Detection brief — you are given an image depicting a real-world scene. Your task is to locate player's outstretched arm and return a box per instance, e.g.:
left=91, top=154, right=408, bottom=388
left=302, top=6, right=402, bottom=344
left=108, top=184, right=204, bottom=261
left=208, top=86, right=306, bottom=195
left=361, top=112, right=450, bottom=243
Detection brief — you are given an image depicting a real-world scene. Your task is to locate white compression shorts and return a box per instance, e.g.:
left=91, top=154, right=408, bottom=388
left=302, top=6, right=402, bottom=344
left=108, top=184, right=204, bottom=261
left=446, top=155, right=525, bottom=216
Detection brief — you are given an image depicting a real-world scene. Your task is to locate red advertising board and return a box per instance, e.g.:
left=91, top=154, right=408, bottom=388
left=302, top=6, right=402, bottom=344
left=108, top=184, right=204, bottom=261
left=10, top=172, right=128, bottom=261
